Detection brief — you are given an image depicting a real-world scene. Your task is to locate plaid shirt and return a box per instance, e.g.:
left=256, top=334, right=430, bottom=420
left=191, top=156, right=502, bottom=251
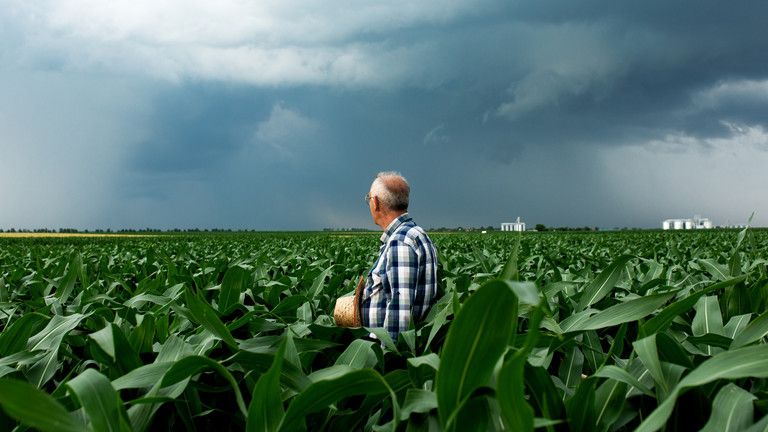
left=360, top=213, right=439, bottom=341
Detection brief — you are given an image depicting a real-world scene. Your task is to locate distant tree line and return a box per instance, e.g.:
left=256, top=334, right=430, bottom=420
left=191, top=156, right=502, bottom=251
left=534, top=224, right=599, bottom=232
left=0, top=227, right=256, bottom=233
left=322, top=228, right=375, bottom=232
left=0, top=225, right=610, bottom=234
left=428, top=226, right=498, bottom=232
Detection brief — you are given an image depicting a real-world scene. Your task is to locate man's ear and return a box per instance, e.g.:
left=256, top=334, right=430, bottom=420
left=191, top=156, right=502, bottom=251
left=373, top=196, right=380, bottom=211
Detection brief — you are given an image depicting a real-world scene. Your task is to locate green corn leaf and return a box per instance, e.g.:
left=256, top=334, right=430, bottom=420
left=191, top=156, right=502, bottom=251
left=452, top=396, right=491, bottom=432
left=112, top=362, right=173, bottom=390
left=407, top=353, right=440, bottom=387
left=700, top=383, right=756, bottom=432
left=0, top=312, right=48, bottom=356
left=656, top=332, right=694, bottom=369
left=25, top=349, right=60, bottom=388
left=559, top=344, right=584, bottom=393
left=283, top=331, right=301, bottom=370
left=66, top=368, right=132, bottom=432
left=687, top=334, right=733, bottom=350
left=27, top=313, right=86, bottom=352
left=745, top=413, right=768, bottom=432
left=583, top=331, right=606, bottom=373
left=599, top=323, right=627, bottom=370
left=497, top=352, right=534, bottom=431
left=569, top=292, right=674, bottom=332
left=435, top=279, right=518, bottom=430
left=113, top=362, right=174, bottom=390
left=160, top=355, right=247, bottom=417
left=735, top=213, right=754, bottom=250
left=636, top=344, right=768, bottom=432
left=183, top=289, right=238, bottom=348
left=524, top=365, right=565, bottom=421
left=633, top=335, right=668, bottom=398
left=219, top=265, right=248, bottom=315
left=271, top=295, right=309, bottom=318
left=534, top=418, right=564, bottom=429
left=501, top=233, right=521, bottom=281
left=594, top=377, right=628, bottom=429
left=247, top=337, right=286, bottom=432
left=0, top=277, right=7, bottom=302
left=698, top=259, right=729, bottom=282
left=508, top=281, right=541, bottom=306
left=565, top=378, right=596, bottom=431
left=558, top=309, right=598, bottom=333
left=126, top=380, right=188, bottom=432
left=310, top=266, right=333, bottom=300
left=400, top=389, right=438, bottom=421
left=365, top=327, right=398, bottom=353
left=731, top=309, right=768, bottom=348
left=124, top=293, right=173, bottom=309
left=0, top=365, right=15, bottom=379
left=692, top=296, right=724, bottom=337
left=0, top=378, right=83, bottom=432
left=56, top=254, right=81, bottom=302
left=692, top=296, right=724, bottom=355
left=723, top=314, right=752, bottom=339
left=577, top=255, right=633, bottom=311
left=280, top=366, right=395, bottom=432
left=89, top=324, right=142, bottom=374
left=639, top=276, right=746, bottom=338
left=425, top=301, right=452, bottom=349
left=128, top=314, right=156, bottom=354
left=232, top=351, right=311, bottom=393
left=335, top=339, right=378, bottom=369
left=593, top=365, right=654, bottom=397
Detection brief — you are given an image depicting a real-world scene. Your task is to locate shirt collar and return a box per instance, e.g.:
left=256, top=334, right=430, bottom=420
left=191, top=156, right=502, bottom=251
left=380, top=212, right=411, bottom=244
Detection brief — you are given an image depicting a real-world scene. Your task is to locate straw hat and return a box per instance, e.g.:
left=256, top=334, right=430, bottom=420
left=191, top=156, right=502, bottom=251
left=334, top=276, right=364, bottom=327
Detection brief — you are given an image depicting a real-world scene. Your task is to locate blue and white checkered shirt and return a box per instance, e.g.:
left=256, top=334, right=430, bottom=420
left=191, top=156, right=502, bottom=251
left=360, top=213, right=439, bottom=341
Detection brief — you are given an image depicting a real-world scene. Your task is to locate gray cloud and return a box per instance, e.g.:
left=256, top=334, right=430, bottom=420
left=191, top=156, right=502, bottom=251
left=1, top=1, right=767, bottom=230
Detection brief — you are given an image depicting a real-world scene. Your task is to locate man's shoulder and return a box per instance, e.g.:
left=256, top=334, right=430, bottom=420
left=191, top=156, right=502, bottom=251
left=389, top=222, right=434, bottom=249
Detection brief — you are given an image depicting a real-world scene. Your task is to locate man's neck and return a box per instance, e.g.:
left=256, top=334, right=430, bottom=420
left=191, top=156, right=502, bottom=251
left=377, top=211, right=406, bottom=230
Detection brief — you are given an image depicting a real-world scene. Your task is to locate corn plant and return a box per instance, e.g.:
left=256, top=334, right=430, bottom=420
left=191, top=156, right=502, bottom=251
left=0, top=228, right=767, bottom=431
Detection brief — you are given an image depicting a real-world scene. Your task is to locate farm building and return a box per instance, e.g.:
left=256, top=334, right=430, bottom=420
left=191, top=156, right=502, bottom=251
left=501, top=217, right=526, bottom=232
left=662, top=215, right=714, bottom=230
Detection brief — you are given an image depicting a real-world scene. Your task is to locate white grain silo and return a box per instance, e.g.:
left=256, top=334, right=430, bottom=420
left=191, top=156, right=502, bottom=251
left=501, top=216, right=526, bottom=232
left=684, top=219, right=695, bottom=229
left=673, top=220, right=684, bottom=230
left=662, top=220, right=671, bottom=230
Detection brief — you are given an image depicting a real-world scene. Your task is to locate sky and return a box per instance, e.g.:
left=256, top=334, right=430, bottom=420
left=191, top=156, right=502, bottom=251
left=1, top=1, right=767, bottom=230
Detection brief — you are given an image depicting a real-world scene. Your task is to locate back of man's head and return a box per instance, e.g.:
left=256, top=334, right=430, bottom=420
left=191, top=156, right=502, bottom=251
left=371, top=171, right=409, bottom=212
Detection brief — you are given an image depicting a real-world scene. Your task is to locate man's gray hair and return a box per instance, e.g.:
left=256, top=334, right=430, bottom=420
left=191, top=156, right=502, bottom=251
left=370, top=171, right=410, bottom=211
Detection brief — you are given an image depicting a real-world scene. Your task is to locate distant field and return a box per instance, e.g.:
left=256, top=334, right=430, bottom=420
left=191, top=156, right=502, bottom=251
left=0, top=230, right=767, bottom=431
left=0, top=233, right=156, bottom=238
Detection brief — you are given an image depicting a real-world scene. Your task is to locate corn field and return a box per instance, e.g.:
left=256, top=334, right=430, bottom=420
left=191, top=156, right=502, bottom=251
left=1, top=229, right=768, bottom=431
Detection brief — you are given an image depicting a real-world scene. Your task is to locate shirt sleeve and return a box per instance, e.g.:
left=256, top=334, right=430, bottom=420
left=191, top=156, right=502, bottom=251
left=383, top=240, right=418, bottom=340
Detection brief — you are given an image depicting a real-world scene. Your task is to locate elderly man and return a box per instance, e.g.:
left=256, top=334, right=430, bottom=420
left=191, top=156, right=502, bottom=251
left=362, top=171, right=439, bottom=341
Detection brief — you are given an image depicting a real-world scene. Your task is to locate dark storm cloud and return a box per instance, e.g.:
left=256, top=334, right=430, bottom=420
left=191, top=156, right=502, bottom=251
left=127, top=85, right=273, bottom=174
left=482, top=1, right=768, bottom=147
left=2, top=1, right=767, bottom=229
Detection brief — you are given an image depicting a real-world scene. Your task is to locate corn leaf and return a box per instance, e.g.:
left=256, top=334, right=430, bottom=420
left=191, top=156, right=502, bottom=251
left=636, top=344, right=768, bottom=432
left=246, top=337, right=286, bottom=432
left=66, top=368, right=132, bottom=432
left=700, top=383, right=756, bottom=432
left=577, top=255, right=633, bottom=311
left=0, top=378, right=83, bottom=432
left=435, top=279, right=518, bottom=430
